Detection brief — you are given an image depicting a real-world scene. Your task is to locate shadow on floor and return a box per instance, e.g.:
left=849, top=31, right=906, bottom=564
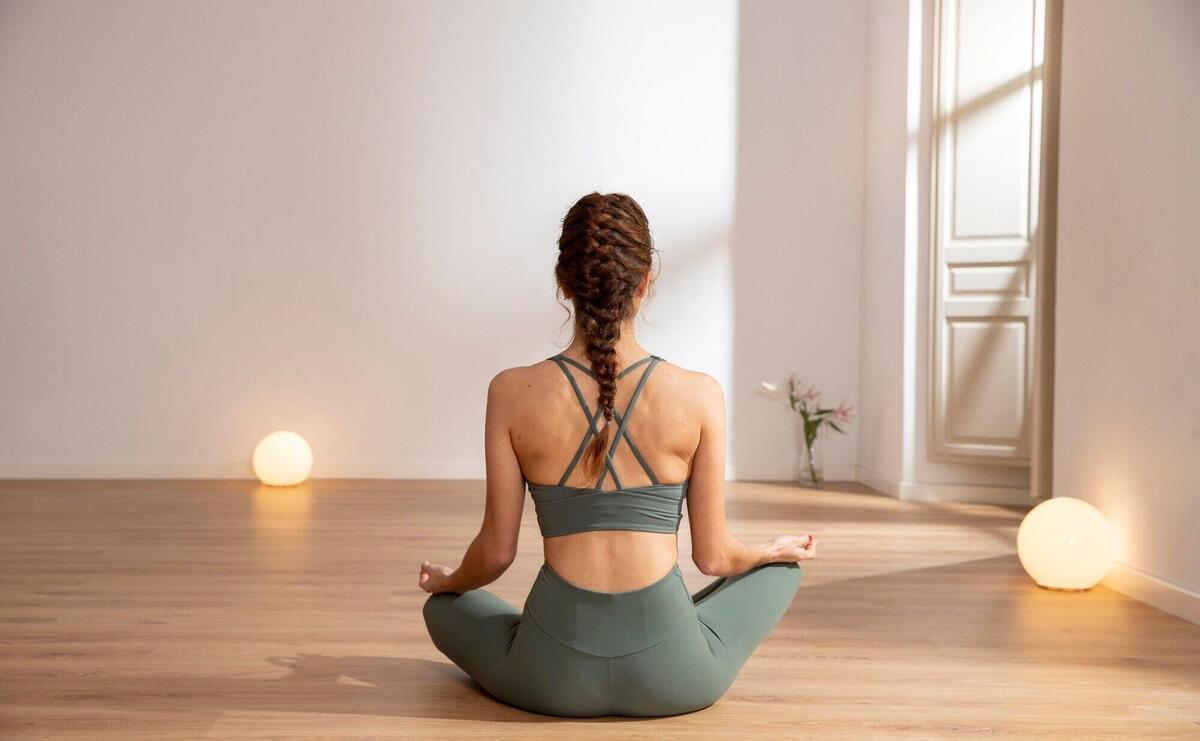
left=25, top=555, right=1195, bottom=728
left=252, top=556, right=1199, bottom=722
left=780, top=553, right=1200, bottom=686
left=80, top=654, right=646, bottom=724
left=252, top=654, right=561, bottom=723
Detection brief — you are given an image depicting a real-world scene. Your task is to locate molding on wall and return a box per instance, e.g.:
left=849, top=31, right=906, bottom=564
left=317, top=463, right=491, bottom=479
left=2, top=463, right=871, bottom=484
left=0, top=462, right=491, bottom=480
left=854, top=466, right=1037, bottom=505
left=898, top=480, right=1036, bottom=505
left=1, top=462, right=870, bottom=483
left=1104, top=562, right=1200, bottom=627
left=726, top=463, right=859, bottom=484
left=0, top=463, right=252, bottom=479
left=0, top=461, right=1034, bottom=509
left=854, top=466, right=902, bottom=498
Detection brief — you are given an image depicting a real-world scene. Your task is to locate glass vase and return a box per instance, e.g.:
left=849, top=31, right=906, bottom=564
left=799, top=439, right=824, bottom=487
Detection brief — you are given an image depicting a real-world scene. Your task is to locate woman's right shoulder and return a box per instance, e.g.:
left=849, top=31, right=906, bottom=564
left=654, top=359, right=725, bottom=412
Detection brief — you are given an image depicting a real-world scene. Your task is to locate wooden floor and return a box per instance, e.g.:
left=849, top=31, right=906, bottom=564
left=1, top=480, right=1197, bottom=739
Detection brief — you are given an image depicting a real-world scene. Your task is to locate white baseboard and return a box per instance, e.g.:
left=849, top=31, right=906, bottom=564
left=854, top=466, right=901, bottom=497
left=0, top=461, right=489, bottom=479
left=854, top=466, right=1037, bottom=505
left=726, top=462, right=859, bottom=483
left=1103, top=561, right=1200, bottom=626
left=2, top=462, right=867, bottom=483
left=0, top=465, right=1022, bottom=499
left=0, top=462, right=252, bottom=479
left=5, top=462, right=863, bottom=482
left=0, top=461, right=1035, bottom=507
left=898, top=480, right=1036, bottom=505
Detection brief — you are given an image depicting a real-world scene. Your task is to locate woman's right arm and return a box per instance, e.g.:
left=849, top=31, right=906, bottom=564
left=686, top=373, right=818, bottom=577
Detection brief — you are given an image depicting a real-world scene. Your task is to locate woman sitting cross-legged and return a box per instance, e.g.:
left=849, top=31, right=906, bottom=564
left=419, top=192, right=818, bottom=718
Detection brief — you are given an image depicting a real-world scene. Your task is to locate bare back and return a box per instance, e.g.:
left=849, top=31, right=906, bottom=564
left=507, top=353, right=708, bottom=591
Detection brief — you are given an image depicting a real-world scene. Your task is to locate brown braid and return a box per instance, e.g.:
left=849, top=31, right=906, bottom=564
left=555, top=193, right=656, bottom=480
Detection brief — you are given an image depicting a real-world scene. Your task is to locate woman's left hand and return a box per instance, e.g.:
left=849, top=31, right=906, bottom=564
left=418, top=561, right=456, bottom=594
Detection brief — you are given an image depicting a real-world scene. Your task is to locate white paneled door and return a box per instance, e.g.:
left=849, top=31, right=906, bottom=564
left=930, top=0, right=1057, bottom=464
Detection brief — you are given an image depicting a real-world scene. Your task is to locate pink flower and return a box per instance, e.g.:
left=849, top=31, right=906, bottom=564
left=832, top=401, right=855, bottom=423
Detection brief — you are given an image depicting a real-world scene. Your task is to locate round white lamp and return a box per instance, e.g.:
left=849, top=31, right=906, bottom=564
left=1017, top=497, right=1116, bottom=590
left=252, top=431, right=313, bottom=486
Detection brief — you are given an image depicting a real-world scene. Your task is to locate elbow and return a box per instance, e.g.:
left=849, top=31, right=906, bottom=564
left=474, top=526, right=518, bottom=576
left=693, top=550, right=728, bottom=577
left=482, top=546, right=517, bottom=575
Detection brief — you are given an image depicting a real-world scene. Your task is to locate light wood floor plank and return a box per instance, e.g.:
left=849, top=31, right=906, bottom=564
left=1, top=479, right=1197, bottom=738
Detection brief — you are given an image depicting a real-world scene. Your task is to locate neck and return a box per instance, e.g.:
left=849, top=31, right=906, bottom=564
left=565, top=320, right=649, bottom=364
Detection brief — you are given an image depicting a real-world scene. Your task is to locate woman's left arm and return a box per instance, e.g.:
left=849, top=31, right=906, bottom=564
left=419, top=369, right=525, bottom=594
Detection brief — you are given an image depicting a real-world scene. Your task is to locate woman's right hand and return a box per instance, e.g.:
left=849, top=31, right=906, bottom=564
left=764, top=533, right=818, bottom=563
left=418, top=561, right=457, bottom=594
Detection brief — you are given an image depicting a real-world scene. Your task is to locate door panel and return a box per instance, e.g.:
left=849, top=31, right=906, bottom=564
left=931, top=0, right=1052, bottom=463
left=945, top=319, right=1027, bottom=446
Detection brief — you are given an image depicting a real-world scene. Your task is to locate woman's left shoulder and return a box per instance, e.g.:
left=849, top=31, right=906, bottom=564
left=487, top=360, right=553, bottom=399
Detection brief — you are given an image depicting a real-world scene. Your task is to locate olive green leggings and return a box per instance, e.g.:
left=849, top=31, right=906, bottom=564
left=423, top=561, right=802, bottom=717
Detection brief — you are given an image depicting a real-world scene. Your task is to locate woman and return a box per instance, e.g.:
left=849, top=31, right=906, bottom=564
left=419, top=192, right=818, bottom=718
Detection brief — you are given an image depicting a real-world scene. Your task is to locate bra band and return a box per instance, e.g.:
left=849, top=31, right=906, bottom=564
left=529, top=353, right=686, bottom=538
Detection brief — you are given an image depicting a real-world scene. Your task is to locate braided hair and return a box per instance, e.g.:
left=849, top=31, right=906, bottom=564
left=555, top=192, right=656, bottom=480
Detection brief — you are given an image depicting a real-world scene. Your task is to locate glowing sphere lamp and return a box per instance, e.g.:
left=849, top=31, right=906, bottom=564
left=1017, top=497, right=1116, bottom=590
left=253, top=431, right=313, bottom=486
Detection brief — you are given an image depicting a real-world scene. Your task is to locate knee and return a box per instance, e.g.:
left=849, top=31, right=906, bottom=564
left=750, top=560, right=802, bottom=577
left=750, top=561, right=804, bottom=595
left=774, top=560, right=803, bottom=578
left=422, top=591, right=446, bottom=620
left=422, top=592, right=456, bottom=643
left=776, top=561, right=804, bottom=588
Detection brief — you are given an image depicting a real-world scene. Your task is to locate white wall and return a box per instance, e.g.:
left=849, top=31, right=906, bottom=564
left=0, top=0, right=739, bottom=477
left=0, top=0, right=869, bottom=479
left=858, top=0, right=909, bottom=490
left=1055, top=0, right=1200, bottom=615
left=729, top=0, right=866, bottom=480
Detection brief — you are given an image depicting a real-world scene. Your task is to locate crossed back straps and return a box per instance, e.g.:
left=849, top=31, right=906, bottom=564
left=548, top=353, right=663, bottom=490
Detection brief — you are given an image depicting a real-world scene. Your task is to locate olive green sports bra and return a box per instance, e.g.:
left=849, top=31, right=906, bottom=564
left=526, top=353, right=688, bottom=538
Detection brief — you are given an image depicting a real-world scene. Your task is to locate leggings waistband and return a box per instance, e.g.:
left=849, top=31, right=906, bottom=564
left=524, top=562, right=697, bottom=658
